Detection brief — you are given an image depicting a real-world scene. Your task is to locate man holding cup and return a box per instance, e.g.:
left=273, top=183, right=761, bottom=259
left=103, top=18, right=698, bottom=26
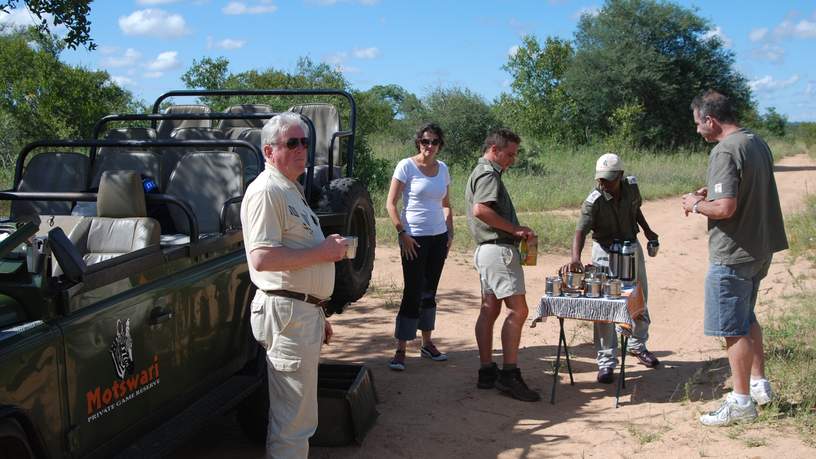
left=240, top=112, right=349, bottom=458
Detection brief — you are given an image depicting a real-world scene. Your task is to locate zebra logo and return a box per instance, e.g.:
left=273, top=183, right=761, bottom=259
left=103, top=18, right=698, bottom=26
left=110, top=319, right=135, bottom=380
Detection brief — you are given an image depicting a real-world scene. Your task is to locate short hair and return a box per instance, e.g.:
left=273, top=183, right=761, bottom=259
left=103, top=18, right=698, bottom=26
left=261, top=112, right=309, bottom=146
left=690, top=90, right=737, bottom=124
left=482, top=128, right=521, bottom=153
left=414, top=123, right=445, bottom=152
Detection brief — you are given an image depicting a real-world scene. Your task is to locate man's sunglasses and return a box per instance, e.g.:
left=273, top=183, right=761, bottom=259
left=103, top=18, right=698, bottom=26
left=419, top=138, right=441, bottom=146
left=277, top=137, right=309, bottom=149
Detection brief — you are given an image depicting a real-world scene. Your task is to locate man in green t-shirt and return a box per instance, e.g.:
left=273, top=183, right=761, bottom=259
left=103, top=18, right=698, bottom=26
left=465, top=128, right=540, bottom=402
left=682, top=90, right=788, bottom=427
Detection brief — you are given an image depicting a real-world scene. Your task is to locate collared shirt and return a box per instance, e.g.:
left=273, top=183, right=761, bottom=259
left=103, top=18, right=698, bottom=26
left=240, top=163, right=334, bottom=298
left=465, top=157, right=519, bottom=245
left=705, top=128, right=788, bottom=264
left=576, top=177, right=642, bottom=247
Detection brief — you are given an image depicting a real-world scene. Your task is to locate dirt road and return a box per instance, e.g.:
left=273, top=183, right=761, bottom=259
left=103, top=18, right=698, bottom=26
left=176, top=154, right=816, bottom=458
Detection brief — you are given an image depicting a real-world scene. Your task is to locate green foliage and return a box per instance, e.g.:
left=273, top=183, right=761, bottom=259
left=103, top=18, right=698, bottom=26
left=762, top=107, right=787, bottom=138
left=1, top=0, right=94, bottom=49
left=0, top=27, right=136, bottom=167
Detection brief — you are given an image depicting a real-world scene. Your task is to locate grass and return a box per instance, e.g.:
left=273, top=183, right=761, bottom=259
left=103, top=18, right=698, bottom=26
left=626, top=423, right=665, bottom=445
left=785, top=195, right=816, bottom=263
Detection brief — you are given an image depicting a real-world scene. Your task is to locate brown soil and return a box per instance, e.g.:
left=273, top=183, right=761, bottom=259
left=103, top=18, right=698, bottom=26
left=177, top=154, right=816, bottom=458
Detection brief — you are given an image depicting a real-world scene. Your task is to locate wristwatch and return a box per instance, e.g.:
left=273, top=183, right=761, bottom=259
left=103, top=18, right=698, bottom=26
left=692, top=201, right=701, bottom=214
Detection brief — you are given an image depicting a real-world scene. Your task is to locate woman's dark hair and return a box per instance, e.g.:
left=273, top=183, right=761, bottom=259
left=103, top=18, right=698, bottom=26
left=414, top=123, right=445, bottom=152
left=690, top=89, right=737, bottom=124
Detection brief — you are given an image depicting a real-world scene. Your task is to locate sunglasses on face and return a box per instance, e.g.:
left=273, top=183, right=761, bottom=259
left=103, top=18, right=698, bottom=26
left=277, top=137, right=309, bottom=149
left=420, top=138, right=441, bottom=146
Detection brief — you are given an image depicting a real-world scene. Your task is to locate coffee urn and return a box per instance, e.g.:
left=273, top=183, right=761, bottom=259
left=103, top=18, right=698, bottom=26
left=620, top=240, right=637, bottom=285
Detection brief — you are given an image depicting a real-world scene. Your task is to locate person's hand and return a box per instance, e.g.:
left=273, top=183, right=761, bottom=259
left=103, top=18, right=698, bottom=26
left=694, top=187, right=708, bottom=198
left=644, top=228, right=658, bottom=241
left=322, top=234, right=348, bottom=261
left=681, top=193, right=703, bottom=217
left=323, top=320, right=333, bottom=345
left=399, top=232, right=420, bottom=260
left=446, top=232, right=454, bottom=250
left=512, top=225, right=536, bottom=240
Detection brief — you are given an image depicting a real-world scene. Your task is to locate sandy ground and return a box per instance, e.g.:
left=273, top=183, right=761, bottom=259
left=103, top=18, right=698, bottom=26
left=177, top=153, right=816, bottom=458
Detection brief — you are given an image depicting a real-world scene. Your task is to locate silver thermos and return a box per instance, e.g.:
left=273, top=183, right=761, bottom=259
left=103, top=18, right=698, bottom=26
left=609, top=239, right=622, bottom=279
left=620, top=240, right=637, bottom=284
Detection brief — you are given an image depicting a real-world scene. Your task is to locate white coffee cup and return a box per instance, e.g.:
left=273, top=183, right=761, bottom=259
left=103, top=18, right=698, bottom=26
left=343, top=236, right=358, bottom=259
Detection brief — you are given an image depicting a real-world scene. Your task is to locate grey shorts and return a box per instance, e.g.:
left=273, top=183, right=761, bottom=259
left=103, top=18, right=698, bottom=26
left=704, top=257, right=771, bottom=337
left=473, top=243, right=526, bottom=300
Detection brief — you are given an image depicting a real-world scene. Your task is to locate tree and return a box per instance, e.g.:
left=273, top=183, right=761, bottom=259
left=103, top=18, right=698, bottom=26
left=563, top=0, right=753, bottom=147
left=1, top=0, right=95, bottom=49
left=762, top=107, right=787, bottom=138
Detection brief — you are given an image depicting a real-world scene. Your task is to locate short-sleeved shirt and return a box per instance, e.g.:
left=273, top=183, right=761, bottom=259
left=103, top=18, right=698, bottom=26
left=240, top=163, right=334, bottom=298
left=576, top=176, right=642, bottom=247
left=392, top=157, right=450, bottom=236
left=465, top=157, right=519, bottom=245
left=705, top=128, right=788, bottom=264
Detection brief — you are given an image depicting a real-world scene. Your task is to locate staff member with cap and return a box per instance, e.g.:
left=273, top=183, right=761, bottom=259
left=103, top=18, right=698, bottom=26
left=562, top=153, right=660, bottom=384
left=241, top=112, right=348, bottom=458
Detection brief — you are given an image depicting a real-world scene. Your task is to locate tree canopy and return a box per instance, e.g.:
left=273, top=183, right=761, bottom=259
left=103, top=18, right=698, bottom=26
left=1, top=0, right=94, bottom=49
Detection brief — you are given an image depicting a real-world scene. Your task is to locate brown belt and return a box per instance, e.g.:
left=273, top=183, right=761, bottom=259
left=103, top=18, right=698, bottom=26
left=265, top=289, right=329, bottom=307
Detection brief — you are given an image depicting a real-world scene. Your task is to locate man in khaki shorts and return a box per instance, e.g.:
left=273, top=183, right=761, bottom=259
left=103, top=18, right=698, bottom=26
left=465, top=128, right=540, bottom=402
left=240, top=112, right=348, bottom=458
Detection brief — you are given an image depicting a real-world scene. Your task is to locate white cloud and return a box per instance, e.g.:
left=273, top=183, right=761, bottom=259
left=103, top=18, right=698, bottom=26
left=335, top=64, right=360, bottom=74
left=751, top=43, right=785, bottom=63
left=223, top=1, right=278, bottom=15
left=749, top=74, right=800, bottom=93
left=143, top=71, right=163, bottom=79
left=703, top=26, right=732, bottom=48
left=110, top=75, right=135, bottom=87
left=352, top=47, right=379, bottom=59
left=147, top=51, right=180, bottom=72
left=324, top=52, right=347, bottom=66
left=749, top=27, right=768, bottom=42
left=774, top=17, right=816, bottom=39
left=207, top=36, right=246, bottom=50
left=0, top=6, right=42, bottom=27
left=805, top=81, right=814, bottom=96
left=102, top=48, right=142, bottom=68
left=572, top=6, right=600, bottom=21
left=119, top=9, right=189, bottom=38
left=137, top=0, right=182, bottom=4
left=508, top=45, right=520, bottom=57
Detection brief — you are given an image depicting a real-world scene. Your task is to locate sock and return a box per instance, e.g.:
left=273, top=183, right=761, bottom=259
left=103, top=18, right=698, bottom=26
left=502, top=363, right=517, bottom=371
left=729, top=392, right=752, bottom=406
left=480, top=362, right=495, bottom=369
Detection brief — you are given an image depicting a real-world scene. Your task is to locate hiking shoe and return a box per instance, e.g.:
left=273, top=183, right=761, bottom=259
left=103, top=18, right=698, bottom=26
left=597, top=367, right=614, bottom=384
left=750, top=379, right=773, bottom=406
left=494, top=368, right=541, bottom=402
left=699, top=395, right=757, bottom=427
left=388, top=350, right=406, bottom=371
left=629, top=349, right=659, bottom=368
left=477, top=363, right=498, bottom=389
left=420, top=343, right=448, bottom=361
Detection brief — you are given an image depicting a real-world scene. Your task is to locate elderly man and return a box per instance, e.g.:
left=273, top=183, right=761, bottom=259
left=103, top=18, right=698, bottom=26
left=466, top=128, right=540, bottom=402
left=240, top=112, right=348, bottom=458
left=683, top=90, right=788, bottom=426
left=564, top=153, right=659, bottom=384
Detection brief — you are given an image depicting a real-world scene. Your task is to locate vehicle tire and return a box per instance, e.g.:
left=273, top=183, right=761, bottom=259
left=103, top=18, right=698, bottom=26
left=236, top=374, right=269, bottom=445
left=318, top=178, right=376, bottom=314
left=0, top=419, right=35, bottom=459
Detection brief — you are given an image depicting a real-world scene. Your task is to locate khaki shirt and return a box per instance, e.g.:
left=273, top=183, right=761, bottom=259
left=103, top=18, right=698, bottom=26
left=240, top=163, right=334, bottom=298
left=465, top=157, right=519, bottom=245
left=705, top=128, right=788, bottom=264
left=576, top=177, right=642, bottom=247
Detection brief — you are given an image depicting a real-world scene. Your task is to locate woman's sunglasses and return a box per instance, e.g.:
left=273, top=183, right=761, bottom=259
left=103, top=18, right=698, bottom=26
left=278, top=137, right=309, bottom=149
left=420, top=138, right=441, bottom=146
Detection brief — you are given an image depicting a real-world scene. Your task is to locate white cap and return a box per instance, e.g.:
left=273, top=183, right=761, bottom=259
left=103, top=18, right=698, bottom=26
left=595, top=153, right=624, bottom=180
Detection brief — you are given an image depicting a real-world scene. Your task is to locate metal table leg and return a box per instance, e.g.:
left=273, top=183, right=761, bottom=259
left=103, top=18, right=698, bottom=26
left=615, top=334, right=628, bottom=408
left=550, top=318, right=564, bottom=404
left=561, top=319, right=574, bottom=385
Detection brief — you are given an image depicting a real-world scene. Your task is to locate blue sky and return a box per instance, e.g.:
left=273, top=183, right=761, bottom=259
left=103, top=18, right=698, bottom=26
left=3, top=0, right=815, bottom=121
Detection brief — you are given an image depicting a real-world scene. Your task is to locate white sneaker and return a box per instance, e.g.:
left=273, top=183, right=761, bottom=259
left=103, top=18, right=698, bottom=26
left=699, top=396, right=757, bottom=426
left=750, top=380, right=773, bottom=406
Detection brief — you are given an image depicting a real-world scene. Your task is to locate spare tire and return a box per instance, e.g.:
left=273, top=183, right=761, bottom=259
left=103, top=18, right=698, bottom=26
left=318, top=178, right=376, bottom=313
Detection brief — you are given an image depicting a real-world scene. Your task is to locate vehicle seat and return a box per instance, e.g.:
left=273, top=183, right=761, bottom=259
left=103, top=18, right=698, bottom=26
left=90, top=150, right=163, bottom=189
left=217, top=104, right=273, bottom=130
left=157, top=104, right=212, bottom=139
left=67, top=171, right=160, bottom=266
left=12, top=152, right=90, bottom=217
left=165, top=151, right=244, bottom=238
left=288, top=103, right=341, bottom=167
left=224, top=127, right=263, bottom=186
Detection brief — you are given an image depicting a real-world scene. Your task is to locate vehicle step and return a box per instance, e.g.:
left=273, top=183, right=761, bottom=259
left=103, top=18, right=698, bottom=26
left=115, top=374, right=261, bottom=459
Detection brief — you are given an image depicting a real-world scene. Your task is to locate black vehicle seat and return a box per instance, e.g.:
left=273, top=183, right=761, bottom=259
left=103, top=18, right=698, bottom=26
left=288, top=103, right=342, bottom=189
left=66, top=170, right=160, bottom=266
left=163, top=151, right=244, bottom=244
left=217, top=104, right=272, bottom=130
left=163, top=127, right=227, bottom=186
left=90, top=150, right=163, bottom=190
left=224, top=127, right=263, bottom=186
left=12, top=152, right=90, bottom=218
left=156, top=104, right=212, bottom=139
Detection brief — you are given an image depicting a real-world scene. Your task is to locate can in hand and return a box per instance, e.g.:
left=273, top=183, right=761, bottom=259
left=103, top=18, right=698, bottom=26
left=519, top=236, right=538, bottom=266
left=647, top=239, right=659, bottom=257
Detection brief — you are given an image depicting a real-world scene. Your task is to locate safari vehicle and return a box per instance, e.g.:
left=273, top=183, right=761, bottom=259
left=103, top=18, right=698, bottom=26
left=0, top=89, right=375, bottom=457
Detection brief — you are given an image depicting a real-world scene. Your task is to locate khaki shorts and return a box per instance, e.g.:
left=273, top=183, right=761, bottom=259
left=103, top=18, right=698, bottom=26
left=473, top=243, right=526, bottom=300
